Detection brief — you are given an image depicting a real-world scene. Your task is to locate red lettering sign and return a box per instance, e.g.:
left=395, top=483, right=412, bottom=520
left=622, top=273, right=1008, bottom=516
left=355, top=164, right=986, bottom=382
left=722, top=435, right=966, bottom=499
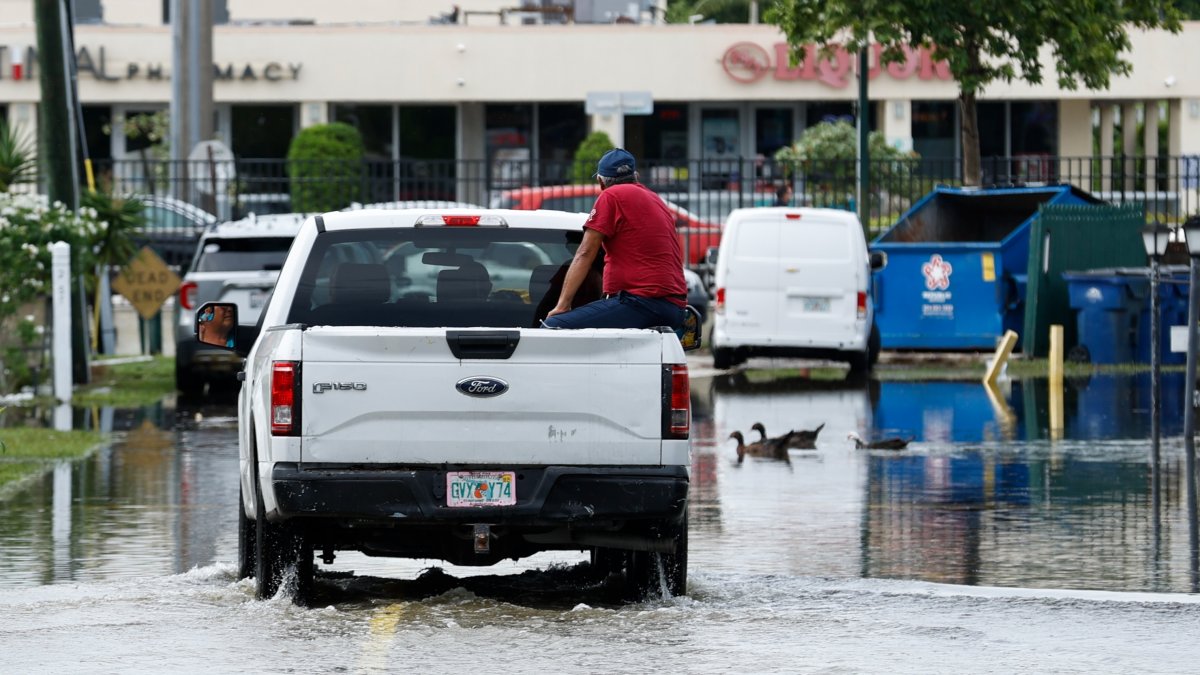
left=722, top=42, right=952, bottom=88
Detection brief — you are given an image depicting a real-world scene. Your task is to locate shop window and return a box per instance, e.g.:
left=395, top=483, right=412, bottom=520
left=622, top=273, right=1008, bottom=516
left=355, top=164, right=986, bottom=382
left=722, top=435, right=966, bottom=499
left=231, top=105, right=295, bottom=160
left=755, top=108, right=793, bottom=158
left=912, top=101, right=955, bottom=161
left=623, top=103, right=687, bottom=164
left=807, top=102, right=853, bottom=127
left=81, top=105, right=112, bottom=163
left=537, top=103, right=586, bottom=184
left=1010, top=101, right=1057, bottom=156
left=486, top=104, right=532, bottom=188
left=701, top=109, right=740, bottom=189
left=399, top=106, right=457, bottom=201
left=978, top=102, right=1006, bottom=158
left=332, top=104, right=392, bottom=161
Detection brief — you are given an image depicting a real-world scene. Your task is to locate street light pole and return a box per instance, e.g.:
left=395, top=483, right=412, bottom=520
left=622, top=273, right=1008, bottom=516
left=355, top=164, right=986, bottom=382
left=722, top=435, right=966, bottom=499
left=1181, top=215, right=1200, bottom=591
left=1142, top=222, right=1170, bottom=505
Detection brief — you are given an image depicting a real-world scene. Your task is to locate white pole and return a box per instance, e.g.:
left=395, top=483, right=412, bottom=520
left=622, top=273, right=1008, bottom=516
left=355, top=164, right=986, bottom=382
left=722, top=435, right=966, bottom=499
left=51, top=241, right=72, bottom=404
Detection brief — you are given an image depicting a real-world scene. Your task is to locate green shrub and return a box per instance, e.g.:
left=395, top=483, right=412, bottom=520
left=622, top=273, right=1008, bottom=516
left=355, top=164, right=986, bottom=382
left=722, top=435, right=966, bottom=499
left=774, top=120, right=920, bottom=208
left=286, top=122, right=365, bottom=212
left=570, top=131, right=615, bottom=184
left=0, top=122, right=35, bottom=192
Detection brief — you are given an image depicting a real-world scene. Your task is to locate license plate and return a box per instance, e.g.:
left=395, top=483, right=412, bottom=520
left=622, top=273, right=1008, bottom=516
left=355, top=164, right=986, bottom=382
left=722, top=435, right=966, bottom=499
left=802, top=297, right=830, bottom=312
left=446, top=471, right=516, bottom=507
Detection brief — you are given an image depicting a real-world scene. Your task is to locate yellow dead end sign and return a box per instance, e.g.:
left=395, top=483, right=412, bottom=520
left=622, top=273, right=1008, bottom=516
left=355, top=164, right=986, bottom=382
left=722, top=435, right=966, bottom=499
left=112, top=246, right=182, bottom=320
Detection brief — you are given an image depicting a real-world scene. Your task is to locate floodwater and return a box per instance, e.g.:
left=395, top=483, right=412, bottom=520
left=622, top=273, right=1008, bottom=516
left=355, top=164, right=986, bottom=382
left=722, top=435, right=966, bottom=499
left=2, top=367, right=1199, bottom=673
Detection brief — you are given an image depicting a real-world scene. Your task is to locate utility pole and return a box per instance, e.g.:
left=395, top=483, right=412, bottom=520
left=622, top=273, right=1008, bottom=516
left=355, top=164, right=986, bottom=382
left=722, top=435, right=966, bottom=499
left=35, top=0, right=90, bottom=385
left=856, top=47, right=870, bottom=234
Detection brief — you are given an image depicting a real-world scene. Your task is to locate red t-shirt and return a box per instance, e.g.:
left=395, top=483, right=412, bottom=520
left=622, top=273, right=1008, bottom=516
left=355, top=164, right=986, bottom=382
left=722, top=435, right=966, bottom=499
left=585, top=183, right=687, bottom=307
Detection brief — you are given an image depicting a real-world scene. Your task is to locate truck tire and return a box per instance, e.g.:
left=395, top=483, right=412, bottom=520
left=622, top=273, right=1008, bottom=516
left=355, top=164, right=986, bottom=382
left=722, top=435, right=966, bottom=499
left=658, top=513, right=688, bottom=597
left=713, top=348, right=733, bottom=370
left=254, top=484, right=312, bottom=602
left=627, top=515, right=689, bottom=599
left=237, top=484, right=257, bottom=581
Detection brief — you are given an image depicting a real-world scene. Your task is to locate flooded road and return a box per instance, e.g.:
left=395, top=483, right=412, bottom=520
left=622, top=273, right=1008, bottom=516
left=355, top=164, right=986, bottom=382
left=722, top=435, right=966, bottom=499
left=2, top=369, right=1200, bottom=672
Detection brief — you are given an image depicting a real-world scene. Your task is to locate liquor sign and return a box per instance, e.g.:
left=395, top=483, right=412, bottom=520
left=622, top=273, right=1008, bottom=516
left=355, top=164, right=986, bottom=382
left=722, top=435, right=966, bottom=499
left=722, top=42, right=952, bottom=88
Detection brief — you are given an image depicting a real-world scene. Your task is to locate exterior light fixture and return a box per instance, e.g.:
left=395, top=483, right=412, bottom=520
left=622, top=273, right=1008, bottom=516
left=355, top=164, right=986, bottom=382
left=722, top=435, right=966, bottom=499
left=1141, top=222, right=1171, bottom=261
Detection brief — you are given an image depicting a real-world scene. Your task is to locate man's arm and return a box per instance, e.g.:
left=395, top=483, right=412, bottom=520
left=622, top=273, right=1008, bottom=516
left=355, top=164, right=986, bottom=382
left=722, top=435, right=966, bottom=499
left=546, top=228, right=604, bottom=318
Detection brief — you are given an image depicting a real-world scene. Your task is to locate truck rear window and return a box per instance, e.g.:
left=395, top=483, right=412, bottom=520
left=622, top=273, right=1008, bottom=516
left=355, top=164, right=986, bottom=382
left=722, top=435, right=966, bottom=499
left=287, top=227, right=601, bottom=328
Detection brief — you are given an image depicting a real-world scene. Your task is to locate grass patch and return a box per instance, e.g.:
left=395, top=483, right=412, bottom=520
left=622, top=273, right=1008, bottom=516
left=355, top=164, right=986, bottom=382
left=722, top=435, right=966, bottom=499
left=74, top=356, right=175, bottom=407
left=0, top=427, right=103, bottom=495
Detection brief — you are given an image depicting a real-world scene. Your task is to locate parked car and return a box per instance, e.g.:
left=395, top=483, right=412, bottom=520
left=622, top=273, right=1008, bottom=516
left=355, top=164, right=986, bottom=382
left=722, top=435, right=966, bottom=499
left=490, top=184, right=722, bottom=266
left=711, top=207, right=887, bottom=373
left=133, top=195, right=217, bottom=270
left=174, top=213, right=306, bottom=393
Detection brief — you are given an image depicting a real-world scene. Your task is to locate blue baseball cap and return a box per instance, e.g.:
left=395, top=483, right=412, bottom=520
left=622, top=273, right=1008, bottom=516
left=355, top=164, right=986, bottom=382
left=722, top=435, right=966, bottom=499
left=594, top=148, right=637, bottom=179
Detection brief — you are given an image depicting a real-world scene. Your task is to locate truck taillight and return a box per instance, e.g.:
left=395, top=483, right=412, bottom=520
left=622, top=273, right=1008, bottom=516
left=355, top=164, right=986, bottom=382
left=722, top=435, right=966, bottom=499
left=662, top=364, right=690, bottom=440
left=857, top=291, right=867, bottom=319
left=179, top=281, right=197, bottom=311
left=715, top=287, right=725, bottom=314
left=271, top=361, right=301, bottom=436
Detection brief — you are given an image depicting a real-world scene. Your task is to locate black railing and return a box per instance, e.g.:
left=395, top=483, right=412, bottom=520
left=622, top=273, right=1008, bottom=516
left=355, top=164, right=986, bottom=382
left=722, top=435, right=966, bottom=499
left=14, top=154, right=1198, bottom=266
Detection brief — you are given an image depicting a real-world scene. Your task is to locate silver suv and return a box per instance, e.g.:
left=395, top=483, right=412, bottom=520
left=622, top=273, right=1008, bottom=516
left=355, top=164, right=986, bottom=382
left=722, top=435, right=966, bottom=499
left=174, top=213, right=305, bottom=394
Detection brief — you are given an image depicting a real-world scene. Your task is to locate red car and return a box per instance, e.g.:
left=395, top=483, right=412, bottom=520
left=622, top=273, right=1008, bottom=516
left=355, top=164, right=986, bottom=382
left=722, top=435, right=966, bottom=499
left=491, top=184, right=721, bottom=266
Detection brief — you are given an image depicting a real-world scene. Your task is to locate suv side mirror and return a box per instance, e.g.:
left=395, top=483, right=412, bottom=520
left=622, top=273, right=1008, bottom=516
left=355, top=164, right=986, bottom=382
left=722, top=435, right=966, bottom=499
left=704, top=246, right=720, bottom=267
left=196, top=302, right=239, bottom=351
left=869, top=250, right=888, bottom=271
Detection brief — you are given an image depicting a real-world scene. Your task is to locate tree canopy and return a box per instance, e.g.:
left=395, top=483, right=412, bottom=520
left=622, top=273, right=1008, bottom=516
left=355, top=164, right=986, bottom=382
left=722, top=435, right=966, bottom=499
left=765, top=0, right=1185, bottom=184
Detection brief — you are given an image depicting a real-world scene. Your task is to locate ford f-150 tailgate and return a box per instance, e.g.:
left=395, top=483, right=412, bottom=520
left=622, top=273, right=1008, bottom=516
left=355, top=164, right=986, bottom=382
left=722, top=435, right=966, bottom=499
left=298, top=327, right=670, bottom=465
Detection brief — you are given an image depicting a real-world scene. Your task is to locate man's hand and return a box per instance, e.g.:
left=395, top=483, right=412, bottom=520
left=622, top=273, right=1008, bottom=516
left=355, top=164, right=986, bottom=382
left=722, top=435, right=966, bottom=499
left=546, top=303, right=571, bottom=319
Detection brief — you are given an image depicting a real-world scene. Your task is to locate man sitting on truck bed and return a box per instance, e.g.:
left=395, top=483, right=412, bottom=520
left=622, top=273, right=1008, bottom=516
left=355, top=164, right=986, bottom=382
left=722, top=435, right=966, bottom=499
left=543, top=148, right=688, bottom=330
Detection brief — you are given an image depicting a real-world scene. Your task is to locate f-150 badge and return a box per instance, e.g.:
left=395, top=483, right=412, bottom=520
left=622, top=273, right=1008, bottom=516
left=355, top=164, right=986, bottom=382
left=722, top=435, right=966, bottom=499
left=456, top=376, right=509, bottom=397
left=312, top=382, right=367, bottom=394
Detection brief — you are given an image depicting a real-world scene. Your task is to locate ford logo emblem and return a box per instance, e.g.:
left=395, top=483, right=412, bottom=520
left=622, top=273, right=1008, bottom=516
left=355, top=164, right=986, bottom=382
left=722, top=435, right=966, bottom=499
left=456, top=376, right=509, bottom=398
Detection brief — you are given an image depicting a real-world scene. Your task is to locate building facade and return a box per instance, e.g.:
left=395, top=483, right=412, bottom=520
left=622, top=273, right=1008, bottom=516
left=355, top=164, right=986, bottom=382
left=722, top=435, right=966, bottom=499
left=1, top=1, right=1198, bottom=206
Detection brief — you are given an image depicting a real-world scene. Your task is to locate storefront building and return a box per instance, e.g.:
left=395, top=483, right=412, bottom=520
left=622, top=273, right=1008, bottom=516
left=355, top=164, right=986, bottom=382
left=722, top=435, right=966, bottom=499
left=1, top=2, right=1198, bottom=205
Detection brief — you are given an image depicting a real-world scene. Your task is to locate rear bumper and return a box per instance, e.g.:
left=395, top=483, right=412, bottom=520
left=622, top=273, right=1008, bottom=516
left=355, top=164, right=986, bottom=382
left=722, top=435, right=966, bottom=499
left=269, top=463, right=689, bottom=526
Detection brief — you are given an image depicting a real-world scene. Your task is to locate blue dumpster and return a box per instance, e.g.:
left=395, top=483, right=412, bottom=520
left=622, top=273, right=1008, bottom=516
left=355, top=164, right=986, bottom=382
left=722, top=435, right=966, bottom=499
left=1063, top=269, right=1149, bottom=364
left=872, top=186, right=1095, bottom=349
left=1136, top=266, right=1189, bottom=366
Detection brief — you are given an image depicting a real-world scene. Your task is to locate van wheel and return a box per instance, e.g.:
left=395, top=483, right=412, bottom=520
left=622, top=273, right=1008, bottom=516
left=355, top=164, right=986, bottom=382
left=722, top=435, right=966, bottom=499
left=713, top=348, right=733, bottom=370
left=237, top=484, right=256, bottom=580
left=254, top=484, right=312, bottom=603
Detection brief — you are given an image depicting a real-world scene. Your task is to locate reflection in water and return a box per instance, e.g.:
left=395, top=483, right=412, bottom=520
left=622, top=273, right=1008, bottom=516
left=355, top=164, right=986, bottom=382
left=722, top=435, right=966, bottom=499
left=0, top=401, right=238, bottom=588
left=699, top=371, right=1199, bottom=593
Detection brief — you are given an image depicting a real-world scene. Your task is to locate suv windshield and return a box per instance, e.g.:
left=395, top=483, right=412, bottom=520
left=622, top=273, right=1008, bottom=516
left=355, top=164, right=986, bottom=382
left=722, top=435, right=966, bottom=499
left=192, top=237, right=293, bottom=272
left=288, top=227, right=601, bottom=328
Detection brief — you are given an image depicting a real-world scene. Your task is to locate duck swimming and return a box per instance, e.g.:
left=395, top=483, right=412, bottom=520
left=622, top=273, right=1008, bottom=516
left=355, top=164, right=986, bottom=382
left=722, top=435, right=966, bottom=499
left=752, top=422, right=824, bottom=451
left=729, top=430, right=789, bottom=463
left=846, top=432, right=913, bottom=450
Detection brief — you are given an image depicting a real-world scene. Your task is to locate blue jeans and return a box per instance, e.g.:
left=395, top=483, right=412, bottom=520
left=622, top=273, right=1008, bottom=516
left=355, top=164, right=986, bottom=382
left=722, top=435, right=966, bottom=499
left=542, top=291, right=686, bottom=330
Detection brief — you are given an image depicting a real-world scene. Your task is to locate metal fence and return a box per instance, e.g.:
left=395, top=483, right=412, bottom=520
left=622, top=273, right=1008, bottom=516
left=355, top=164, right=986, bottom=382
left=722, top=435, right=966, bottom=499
left=14, top=153, right=1199, bottom=261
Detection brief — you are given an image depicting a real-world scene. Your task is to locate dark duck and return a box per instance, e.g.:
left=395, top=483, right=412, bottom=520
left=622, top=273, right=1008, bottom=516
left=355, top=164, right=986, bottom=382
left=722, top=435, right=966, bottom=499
left=846, top=432, right=914, bottom=450
left=751, top=422, right=824, bottom=451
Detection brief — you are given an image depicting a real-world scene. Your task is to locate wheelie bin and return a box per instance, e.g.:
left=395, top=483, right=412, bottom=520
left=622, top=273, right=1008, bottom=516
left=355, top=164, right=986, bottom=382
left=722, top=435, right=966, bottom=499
left=1063, top=268, right=1149, bottom=364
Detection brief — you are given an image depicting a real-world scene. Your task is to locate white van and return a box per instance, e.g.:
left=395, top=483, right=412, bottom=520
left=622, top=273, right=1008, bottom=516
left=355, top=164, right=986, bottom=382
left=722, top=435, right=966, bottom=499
left=711, top=207, right=886, bottom=372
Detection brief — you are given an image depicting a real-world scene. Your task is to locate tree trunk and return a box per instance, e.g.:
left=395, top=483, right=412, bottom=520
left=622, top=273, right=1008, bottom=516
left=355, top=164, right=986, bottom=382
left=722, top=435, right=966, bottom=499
left=959, top=90, right=981, bottom=186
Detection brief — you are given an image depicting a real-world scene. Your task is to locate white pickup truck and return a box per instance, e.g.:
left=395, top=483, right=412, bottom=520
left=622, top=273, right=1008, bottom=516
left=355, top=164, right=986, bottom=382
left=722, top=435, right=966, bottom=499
left=195, top=208, right=697, bottom=602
